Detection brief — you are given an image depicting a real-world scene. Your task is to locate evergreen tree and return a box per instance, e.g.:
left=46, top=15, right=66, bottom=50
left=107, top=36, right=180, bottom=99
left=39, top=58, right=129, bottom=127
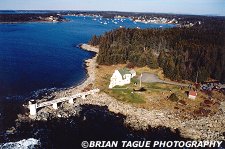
left=89, top=19, right=225, bottom=83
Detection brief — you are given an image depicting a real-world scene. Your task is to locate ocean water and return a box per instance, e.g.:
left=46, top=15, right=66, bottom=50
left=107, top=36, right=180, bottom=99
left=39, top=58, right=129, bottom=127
left=0, top=15, right=175, bottom=133
left=1, top=105, right=189, bottom=148
left=0, top=15, right=175, bottom=100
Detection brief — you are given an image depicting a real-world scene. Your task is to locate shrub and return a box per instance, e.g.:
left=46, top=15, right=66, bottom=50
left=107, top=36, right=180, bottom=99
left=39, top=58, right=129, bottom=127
left=126, top=62, right=135, bottom=69
left=168, top=93, right=179, bottom=102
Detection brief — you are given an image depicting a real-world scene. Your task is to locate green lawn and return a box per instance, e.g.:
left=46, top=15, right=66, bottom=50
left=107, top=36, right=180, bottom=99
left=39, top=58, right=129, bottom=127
left=106, top=85, right=145, bottom=103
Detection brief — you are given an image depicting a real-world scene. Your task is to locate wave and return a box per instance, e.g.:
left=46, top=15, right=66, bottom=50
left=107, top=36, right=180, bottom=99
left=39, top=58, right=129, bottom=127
left=1, top=87, right=60, bottom=102
left=0, top=138, right=40, bottom=148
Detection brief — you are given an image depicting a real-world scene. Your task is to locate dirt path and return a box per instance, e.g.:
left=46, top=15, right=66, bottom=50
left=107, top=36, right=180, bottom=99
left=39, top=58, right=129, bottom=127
left=140, top=72, right=189, bottom=87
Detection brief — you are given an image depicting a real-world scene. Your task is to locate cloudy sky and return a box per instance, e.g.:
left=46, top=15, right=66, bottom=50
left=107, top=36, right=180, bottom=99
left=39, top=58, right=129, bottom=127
left=1, top=0, right=225, bottom=16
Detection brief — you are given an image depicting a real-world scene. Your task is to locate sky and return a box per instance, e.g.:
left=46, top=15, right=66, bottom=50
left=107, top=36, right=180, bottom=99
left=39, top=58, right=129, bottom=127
left=1, top=0, right=225, bottom=16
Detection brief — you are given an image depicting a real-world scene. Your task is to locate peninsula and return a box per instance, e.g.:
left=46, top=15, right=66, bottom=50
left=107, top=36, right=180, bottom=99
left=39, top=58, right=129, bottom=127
left=0, top=13, right=65, bottom=23
left=9, top=44, right=224, bottom=145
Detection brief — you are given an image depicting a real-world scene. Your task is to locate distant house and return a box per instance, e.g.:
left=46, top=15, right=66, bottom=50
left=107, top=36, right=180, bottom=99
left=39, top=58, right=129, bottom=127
left=188, top=91, right=197, bottom=99
left=109, top=68, right=136, bottom=89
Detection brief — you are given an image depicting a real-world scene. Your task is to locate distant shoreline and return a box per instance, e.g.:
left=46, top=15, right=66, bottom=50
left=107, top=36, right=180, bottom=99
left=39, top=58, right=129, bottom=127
left=0, top=19, right=68, bottom=24
left=0, top=13, right=66, bottom=23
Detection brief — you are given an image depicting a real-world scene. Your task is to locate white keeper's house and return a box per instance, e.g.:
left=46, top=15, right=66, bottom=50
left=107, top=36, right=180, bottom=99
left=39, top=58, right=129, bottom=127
left=109, top=68, right=136, bottom=89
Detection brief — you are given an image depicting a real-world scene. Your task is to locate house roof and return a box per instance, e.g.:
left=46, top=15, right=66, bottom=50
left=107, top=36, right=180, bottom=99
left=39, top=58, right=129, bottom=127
left=118, top=68, right=131, bottom=77
left=189, top=91, right=197, bottom=96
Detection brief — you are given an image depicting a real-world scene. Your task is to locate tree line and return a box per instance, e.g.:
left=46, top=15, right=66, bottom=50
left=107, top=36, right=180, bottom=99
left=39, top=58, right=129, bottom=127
left=0, top=14, right=64, bottom=22
left=89, top=17, right=225, bottom=83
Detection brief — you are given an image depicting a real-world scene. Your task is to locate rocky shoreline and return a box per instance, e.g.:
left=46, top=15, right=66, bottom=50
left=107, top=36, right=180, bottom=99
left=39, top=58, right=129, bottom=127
left=13, top=44, right=225, bottom=144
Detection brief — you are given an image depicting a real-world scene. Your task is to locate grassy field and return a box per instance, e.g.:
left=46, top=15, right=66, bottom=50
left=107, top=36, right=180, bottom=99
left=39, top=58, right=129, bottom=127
left=94, top=64, right=224, bottom=118
left=107, top=86, right=145, bottom=103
